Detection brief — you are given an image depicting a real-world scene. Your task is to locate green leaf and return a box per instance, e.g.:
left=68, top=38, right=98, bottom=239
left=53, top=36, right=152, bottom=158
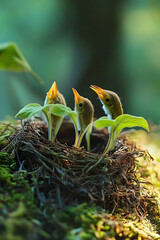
left=114, top=114, right=149, bottom=137
left=49, top=103, right=78, bottom=136
left=94, top=116, right=114, bottom=129
left=107, top=114, right=149, bottom=152
left=85, top=122, right=93, bottom=151
left=108, top=114, right=149, bottom=153
left=69, top=111, right=79, bottom=146
left=15, top=103, right=50, bottom=119
left=0, top=42, right=43, bottom=84
left=68, top=111, right=77, bottom=128
left=95, top=114, right=149, bottom=155
left=50, top=104, right=73, bottom=116
left=47, top=103, right=79, bottom=144
left=49, top=104, right=79, bottom=141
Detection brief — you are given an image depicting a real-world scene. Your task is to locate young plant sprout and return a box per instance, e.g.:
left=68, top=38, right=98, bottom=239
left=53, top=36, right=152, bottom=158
left=86, top=114, right=149, bottom=174
left=90, top=85, right=149, bottom=155
left=15, top=86, right=78, bottom=144
left=72, top=88, right=94, bottom=151
left=44, top=81, right=66, bottom=141
left=15, top=82, right=149, bottom=159
left=86, top=85, right=149, bottom=173
left=94, top=115, right=149, bottom=156
left=90, top=84, right=123, bottom=153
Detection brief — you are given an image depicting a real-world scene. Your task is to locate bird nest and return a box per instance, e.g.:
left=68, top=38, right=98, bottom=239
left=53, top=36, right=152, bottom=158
left=5, top=119, right=150, bottom=214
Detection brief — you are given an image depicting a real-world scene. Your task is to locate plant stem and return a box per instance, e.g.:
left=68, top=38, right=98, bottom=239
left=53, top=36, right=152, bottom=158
left=48, top=115, right=52, bottom=142
left=76, top=131, right=84, bottom=148
left=74, top=127, right=79, bottom=147
left=86, top=130, right=113, bottom=174
left=102, top=131, right=114, bottom=157
left=29, top=69, right=44, bottom=84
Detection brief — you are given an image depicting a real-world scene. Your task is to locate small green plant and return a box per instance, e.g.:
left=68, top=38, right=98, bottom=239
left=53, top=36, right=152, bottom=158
left=94, top=114, right=149, bottom=156
left=75, top=122, right=93, bottom=151
left=15, top=85, right=93, bottom=149
left=72, top=88, right=94, bottom=151
left=15, top=103, right=78, bottom=143
left=86, top=114, right=149, bottom=173
left=15, top=101, right=93, bottom=150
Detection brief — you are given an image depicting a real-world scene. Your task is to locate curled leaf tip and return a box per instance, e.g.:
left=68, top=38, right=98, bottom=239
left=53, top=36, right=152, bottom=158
left=47, top=81, right=58, bottom=100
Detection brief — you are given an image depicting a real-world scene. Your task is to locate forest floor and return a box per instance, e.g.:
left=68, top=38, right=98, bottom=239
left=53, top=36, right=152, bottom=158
left=0, top=119, right=160, bottom=240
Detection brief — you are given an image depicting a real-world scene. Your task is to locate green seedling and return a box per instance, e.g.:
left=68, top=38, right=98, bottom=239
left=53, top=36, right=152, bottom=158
left=75, top=122, right=93, bottom=151
left=49, top=104, right=78, bottom=144
left=15, top=103, right=78, bottom=143
left=44, top=103, right=92, bottom=150
left=86, top=114, right=149, bottom=174
left=43, top=81, right=67, bottom=142
left=72, top=88, right=94, bottom=151
left=15, top=81, right=78, bottom=143
left=15, top=101, right=92, bottom=151
left=94, top=114, right=149, bottom=156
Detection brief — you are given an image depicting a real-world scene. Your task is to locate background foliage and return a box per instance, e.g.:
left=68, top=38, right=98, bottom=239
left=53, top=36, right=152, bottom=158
left=0, top=0, right=160, bottom=123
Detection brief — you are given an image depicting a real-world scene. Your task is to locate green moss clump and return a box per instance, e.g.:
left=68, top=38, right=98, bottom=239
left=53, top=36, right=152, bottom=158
left=0, top=152, right=17, bottom=184
left=135, top=150, right=160, bottom=235
left=0, top=121, right=19, bottom=148
left=0, top=150, right=38, bottom=239
left=42, top=203, right=149, bottom=240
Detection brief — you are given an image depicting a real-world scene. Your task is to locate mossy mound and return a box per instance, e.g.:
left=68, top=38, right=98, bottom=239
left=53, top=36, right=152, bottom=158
left=0, top=120, right=160, bottom=239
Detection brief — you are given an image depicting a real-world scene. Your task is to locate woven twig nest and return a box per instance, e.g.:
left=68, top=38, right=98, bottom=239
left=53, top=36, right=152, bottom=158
left=5, top=119, right=149, bottom=214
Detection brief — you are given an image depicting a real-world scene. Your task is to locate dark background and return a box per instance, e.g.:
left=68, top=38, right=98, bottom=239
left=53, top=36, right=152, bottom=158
left=0, top=0, right=160, bottom=123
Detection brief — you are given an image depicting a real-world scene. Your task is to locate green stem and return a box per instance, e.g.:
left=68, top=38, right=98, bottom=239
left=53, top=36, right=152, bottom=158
left=86, top=132, right=91, bottom=152
left=86, top=130, right=113, bottom=174
left=29, top=69, right=44, bottom=85
left=48, top=114, right=52, bottom=142
left=42, top=110, right=52, bottom=142
left=75, top=123, right=92, bottom=151
left=76, top=131, right=84, bottom=148
left=74, top=127, right=79, bottom=147
left=102, top=131, right=114, bottom=157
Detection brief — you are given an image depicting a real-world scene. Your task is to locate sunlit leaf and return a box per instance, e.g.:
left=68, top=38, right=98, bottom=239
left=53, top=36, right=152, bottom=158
left=108, top=114, right=149, bottom=152
left=15, top=103, right=50, bottom=119
left=69, top=111, right=77, bottom=128
left=85, top=122, right=93, bottom=151
left=49, top=104, right=78, bottom=129
left=0, top=42, right=43, bottom=84
left=49, top=104, right=79, bottom=143
left=114, top=114, right=149, bottom=137
left=50, top=104, right=73, bottom=116
left=69, top=111, right=79, bottom=146
left=94, top=114, right=149, bottom=155
left=94, top=116, right=114, bottom=129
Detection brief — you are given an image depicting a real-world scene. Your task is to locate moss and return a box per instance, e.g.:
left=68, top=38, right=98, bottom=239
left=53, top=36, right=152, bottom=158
left=0, top=144, right=37, bottom=239
left=135, top=153, right=160, bottom=234
left=44, top=203, right=150, bottom=240
left=0, top=122, right=19, bottom=148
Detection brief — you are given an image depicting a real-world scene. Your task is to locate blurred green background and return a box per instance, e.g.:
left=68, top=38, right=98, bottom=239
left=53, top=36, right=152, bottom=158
left=0, top=0, right=160, bottom=123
